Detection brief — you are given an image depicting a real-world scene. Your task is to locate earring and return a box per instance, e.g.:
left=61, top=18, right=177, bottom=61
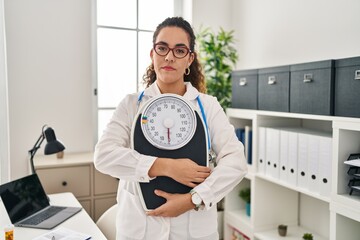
left=185, top=67, right=190, bottom=76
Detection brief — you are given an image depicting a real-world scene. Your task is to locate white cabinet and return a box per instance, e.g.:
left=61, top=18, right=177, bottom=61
left=35, top=152, right=118, bottom=222
left=225, top=108, right=360, bottom=240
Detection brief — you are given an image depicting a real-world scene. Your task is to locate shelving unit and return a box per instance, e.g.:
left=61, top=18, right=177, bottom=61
left=225, top=108, right=360, bottom=240
left=224, top=177, right=253, bottom=239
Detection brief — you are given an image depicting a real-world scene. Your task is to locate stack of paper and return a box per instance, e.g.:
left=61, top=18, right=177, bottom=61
left=32, top=227, right=91, bottom=240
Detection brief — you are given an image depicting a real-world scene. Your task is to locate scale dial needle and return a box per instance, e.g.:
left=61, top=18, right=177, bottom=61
left=167, top=128, right=170, bottom=143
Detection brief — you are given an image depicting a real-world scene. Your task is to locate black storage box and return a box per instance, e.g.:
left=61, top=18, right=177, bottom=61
left=258, top=65, right=290, bottom=112
left=290, top=60, right=335, bottom=115
left=334, top=56, right=360, bottom=118
left=231, top=69, right=258, bottom=109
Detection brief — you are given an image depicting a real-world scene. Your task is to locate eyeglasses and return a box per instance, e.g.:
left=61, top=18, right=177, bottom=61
left=153, top=43, right=191, bottom=59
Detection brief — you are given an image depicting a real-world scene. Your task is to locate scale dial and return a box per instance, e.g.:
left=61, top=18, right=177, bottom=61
left=140, top=94, right=197, bottom=150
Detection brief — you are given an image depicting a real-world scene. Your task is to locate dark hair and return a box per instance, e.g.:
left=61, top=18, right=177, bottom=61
left=142, top=17, right=206, bottom=93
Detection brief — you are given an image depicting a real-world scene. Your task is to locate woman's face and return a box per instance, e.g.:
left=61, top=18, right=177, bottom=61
left=150, top=26, right=194, bottom=91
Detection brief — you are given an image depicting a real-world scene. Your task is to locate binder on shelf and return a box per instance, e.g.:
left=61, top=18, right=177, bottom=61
left=265, top=128, right=272, bottom=177
left=235, top=127, right=253, bottom=165
left=318, top=135, right=332, bottom=197
left=297, top=132, right=309, bottom=189
left=287, top=131, right=298, bottom=186
left=235, top=128, right=245, bottom=145
left=258, top=127, right=266, bottom=174
left=307, top=134, right=320, bottom=193
left=279, top=129, right=289, bottom=182
left=235, top=128, right=247, bottom=163
left=245, top=126, right=253, bottom=165
left=265, top=128, right=280, bottom=179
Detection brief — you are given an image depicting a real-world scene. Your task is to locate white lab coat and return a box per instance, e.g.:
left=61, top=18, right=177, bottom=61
left=94, top=82, right=247, bottom=240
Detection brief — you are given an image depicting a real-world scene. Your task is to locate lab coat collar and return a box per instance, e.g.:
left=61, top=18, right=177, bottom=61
left=142, top=81, right=200, bottom=101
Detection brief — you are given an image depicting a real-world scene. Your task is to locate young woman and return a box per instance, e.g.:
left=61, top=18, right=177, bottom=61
left=94, top=17, right=247, bottom=240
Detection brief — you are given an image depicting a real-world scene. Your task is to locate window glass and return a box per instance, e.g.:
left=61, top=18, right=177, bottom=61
left=138, top=0, right=174, bottom=31
left=97, top=0, right=136, bottom=28
left=97, top=28, right=137, bottom=108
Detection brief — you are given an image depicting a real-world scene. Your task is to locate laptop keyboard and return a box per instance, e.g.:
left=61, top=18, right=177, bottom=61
left=21, top=206, right=66, bottom=225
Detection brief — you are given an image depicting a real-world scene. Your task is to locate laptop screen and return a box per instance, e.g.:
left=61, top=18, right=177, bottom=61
left=0, top=174, right=50, bottom=223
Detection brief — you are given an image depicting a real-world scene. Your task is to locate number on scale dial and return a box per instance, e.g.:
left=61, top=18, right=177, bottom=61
left=141, top=94, right=197, bottom=150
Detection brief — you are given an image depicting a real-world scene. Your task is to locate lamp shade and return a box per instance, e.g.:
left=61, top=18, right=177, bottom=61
left=43, top=127, right=65, bottom=155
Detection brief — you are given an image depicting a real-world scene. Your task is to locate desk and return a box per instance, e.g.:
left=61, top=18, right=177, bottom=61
left=35, top=152, right=118, bottom=221
left=0, top=192, right=107, bottom=240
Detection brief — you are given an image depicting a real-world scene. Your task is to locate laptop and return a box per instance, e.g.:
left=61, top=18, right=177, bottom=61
left=0, top=174, right=82, bottom=229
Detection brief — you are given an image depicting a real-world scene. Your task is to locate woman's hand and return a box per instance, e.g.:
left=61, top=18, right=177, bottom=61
left=168, top=158, right=211, bottom=187
left=149, top=158, right=211, bottom=188
left=146, top=190, right=194, bottom=217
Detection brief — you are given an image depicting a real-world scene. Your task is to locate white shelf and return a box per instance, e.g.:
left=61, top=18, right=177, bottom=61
left=245, top=164, right=255, bottom=180
left=256, top=173, right=330, bottom=203
left=227, top=108, right=257, bottom=120
left=225, top=210, right=252, bottom=236
left=224, top=108, right=360, bottom=240
left=227, top=108, right=360, bottom=123
left=254, top=225, right=327, bottom=240
left=332, top=194, right=360, bottom=217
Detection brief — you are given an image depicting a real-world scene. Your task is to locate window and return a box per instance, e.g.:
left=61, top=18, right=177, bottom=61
left=96, top=0, right=182, bottom=139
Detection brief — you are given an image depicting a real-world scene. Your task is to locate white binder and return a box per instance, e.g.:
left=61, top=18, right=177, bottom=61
left=287, top=131, right=298, bottom=186
left=297, top=132, right=309, bottom=189
left=258, top=127, right=266, bottom=174
left=307, top=134, right=320, bottom=193
left=318, top=135, right=332, bottom=197
left=279, top=129, right=289, bottom=182
left=266, top=128, right=280, bottom=179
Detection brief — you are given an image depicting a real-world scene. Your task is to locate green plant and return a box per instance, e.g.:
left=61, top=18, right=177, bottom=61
left=196, top=27, right=238, bottom=110
left=239, top=187, right=251, bottom=203
left=302, top=233, right=313, bottom=240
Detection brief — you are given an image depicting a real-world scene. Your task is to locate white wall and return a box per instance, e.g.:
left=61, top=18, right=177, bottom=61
left=4, top=0, right=94, bottom=179
left=231, top=0, right=360, bottom=69
left=191, top=0, right=233, bottom=32
left=0, top=0, right=9, bottom=183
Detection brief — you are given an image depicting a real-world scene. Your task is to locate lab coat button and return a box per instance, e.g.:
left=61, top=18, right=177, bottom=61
left=140, top=177, right=145, bottom=181
left=209, top=202, right=212, bottom=207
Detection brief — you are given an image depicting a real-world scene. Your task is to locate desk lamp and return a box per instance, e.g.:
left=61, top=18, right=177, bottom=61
left=28, top=125, right=65, bottom=174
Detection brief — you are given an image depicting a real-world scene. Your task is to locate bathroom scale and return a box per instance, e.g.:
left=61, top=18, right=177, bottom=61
left=131, top=93, right=209, bottom=211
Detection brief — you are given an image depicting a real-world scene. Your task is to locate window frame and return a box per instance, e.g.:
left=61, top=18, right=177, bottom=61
left=92, top=0, right=184, bottom=141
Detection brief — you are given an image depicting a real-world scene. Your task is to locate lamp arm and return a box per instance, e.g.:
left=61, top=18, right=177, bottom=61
left=28, top=133, right=45, bottom=174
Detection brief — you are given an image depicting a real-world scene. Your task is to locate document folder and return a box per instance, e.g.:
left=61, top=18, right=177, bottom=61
left=287, top=131, right=298, bottom=186
left=318, top=135, right=332, bottom=197
left=258, top=127, right=266, bottom=174
left=279, top=130, right=289, bottom=182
